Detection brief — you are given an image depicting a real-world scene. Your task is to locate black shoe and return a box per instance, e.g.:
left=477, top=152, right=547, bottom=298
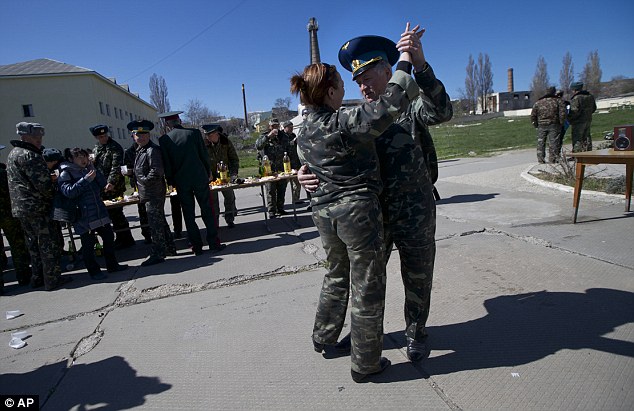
left=165, top=249, right=178, bottom=257
left=406, top=337, right=430, bottom=362
left=193, top=247, right=205, bottom=256
left=313, top=338, right=325, bottom=353
left=45, top=276, right=73, bottom=291
left=351, top=357, right=391, bottom=383
left=209, top=243, right=226, bottom=253
left=268, top=212, right=277, bottom=219
left=141, top=256, right=165, bottom=267
left=277, top=210, right=289, bottom=216
left=89, top=271, right=108, bottom=280
left=174, top=231, right=183, bottom=239
left=30, top=276, right=44, bottom=289
left=17, top=275, right=31, bottom=286
left=107, top=264, right=129, bottom=273
left=227, top=221, right=235, bottom=228
left=335, top=333, right=352, bottom=352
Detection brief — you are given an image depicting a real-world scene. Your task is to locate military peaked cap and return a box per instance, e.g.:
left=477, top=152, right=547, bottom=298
left=157, top=111, right=184, bottom=121
left=571, top=82, right=584, bottom=91
left=127, top=119, right=154, bottom=133
left=89, top=124, right=109, bottom=136
left=201, top=124, right=223, bottom=134
left=338, top=35, right=399, bottom=79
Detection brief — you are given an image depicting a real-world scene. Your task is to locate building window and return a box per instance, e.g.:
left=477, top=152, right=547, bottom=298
left=117, top=128, right=122, bottom=139
left=22, top=104, right=34, bottom=117
left=524, top=94, right=530, bottom=100
left=106, top=104, right=111, bottom=116
left=114, top=107, right=119, bottom=119
left=130, top=113, right=133, bottom=121
left=119, top=108, right=123, bottom=119
left=99, top=102, right=104, bottom=115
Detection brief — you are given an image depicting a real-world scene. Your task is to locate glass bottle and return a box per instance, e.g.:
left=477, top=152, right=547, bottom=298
left=283, top=152, right=291, bottom=174
left=262, top=155, right=272, bottom=177
left=218, top=161, right=229, bottom=184
left=95, top=240, right=103, bottom=257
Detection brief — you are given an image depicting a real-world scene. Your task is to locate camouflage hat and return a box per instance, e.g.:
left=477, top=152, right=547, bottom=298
left=16, top=121, right=45, bottom=136
left=42, top=147, right=64, bottom=163
left=89, top=124, right=109, bottom=136
left=571, top=82, right=583, bottom=91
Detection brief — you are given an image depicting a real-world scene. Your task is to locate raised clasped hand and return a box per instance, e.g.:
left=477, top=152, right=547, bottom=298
left=396, top=22, right=426, bottom=70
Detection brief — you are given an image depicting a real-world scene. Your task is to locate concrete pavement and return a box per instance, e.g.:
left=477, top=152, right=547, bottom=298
left=1, top=148, right=632, bottom=410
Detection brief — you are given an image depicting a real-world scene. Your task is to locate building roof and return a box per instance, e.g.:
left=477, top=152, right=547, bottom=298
left=0, top=58, right=92, bottom=76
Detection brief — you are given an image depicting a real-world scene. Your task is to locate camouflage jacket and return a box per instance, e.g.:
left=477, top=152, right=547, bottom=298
left=0, top=163, right=12, bottom=220
left=205, top=134, right=240, bottom=179
left=297, top=69, right=419, bottom=208
left=531, top=94, right=566, bottom=127
left=6, top=140, right=54, bottom=218
left=568, top=91, right=597, bottom=124
left=255, top=130, right=291, bottom=172
left=376, top=62, right=453, bottom=197
left=94, top=137, right=126, bottom=199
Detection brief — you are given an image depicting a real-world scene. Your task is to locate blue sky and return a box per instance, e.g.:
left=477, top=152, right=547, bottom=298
left=2, top=0, right=633, bottom=118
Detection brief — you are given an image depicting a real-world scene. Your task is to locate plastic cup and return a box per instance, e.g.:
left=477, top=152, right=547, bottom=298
left=121, top=165, right=128, bottom=174
left=9, top=337, right=26, bottom=349
left=11, top=330, right=28, bottom=339
left=6, top=310, right=22, bottom=320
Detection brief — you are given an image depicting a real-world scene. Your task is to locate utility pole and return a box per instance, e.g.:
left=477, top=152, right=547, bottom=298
left=242, top=83, right=249, bottom=130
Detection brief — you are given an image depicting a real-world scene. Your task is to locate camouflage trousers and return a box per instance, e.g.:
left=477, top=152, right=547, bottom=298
left=383, top=190, right=436, bottom=343
left=290, top=179, right=302, bottom=203
left=571, top=121, right=593, bottom=152
left=18, top=215, right=62, bottom=288
left=210, top=189, right=236, bottom=225
left=312, top=194, right=387, bottom=374
left=0, top=216, right=31, bottom=283
left=537, top=124, right=562, bottom=163
left=265, top=180, right=288, bottom=214
left=144, top=199, right=176, bottom=259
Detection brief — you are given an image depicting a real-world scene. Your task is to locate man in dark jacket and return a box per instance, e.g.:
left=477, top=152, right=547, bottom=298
left=158, top=112, right=224, bottom=255
left=568, top=82, right=597, bottom=152
left=7, top=122, right=71, bottom=290
left=1, top=144, right=32, bottom=293
left=91, top=124, right=136, bottom=248
left=124, top=141, right=152, bottom=243
left=128, top=120, right=177, bottom=266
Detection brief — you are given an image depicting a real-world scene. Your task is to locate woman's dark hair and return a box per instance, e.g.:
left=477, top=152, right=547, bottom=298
left=64, top=147, right=89, bottom=162
left=290, top=63, right=339, bottom=108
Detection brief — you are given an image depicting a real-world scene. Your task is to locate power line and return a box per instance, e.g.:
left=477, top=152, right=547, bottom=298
left=123, top=0, right=249, bottom=83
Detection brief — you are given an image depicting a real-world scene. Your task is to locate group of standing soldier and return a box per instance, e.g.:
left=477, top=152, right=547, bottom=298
left=531, top=81, right=597, bottom=163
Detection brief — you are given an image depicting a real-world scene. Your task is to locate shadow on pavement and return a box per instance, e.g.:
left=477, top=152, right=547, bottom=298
left=421, top=288, right=634, bottom=376
left=0, top=356, right=170, bottom=410
left=436, top=193, right=499, bottom=205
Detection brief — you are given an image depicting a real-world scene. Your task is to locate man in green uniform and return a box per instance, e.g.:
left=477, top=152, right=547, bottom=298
left=255, top=118, right=291, bottom=218
left=531, top=86, right=566, bottom=163
left=299, top=32, right=453, bottom=362
left=1, top=144, right=32, bottom=293
left=568, top=81, right=597, bottom=152
left=90, top=124, right=136, bottom=249
left=202, top=124, right=239, bottom=228
left=7, top=122, right=71, bottom=290
left=158, top=111, right=225, bottom=255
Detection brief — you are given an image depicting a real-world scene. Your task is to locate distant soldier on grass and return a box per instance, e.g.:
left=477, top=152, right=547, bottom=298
left=531, top=86, right=566, bottom=163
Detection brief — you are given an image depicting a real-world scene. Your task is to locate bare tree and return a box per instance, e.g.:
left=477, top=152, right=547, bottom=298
left=274, top=97, right=292, bottom=110
left=559, top=52, right=574, bottom=99
left=149, top=73, right=171, bottom=113
left=476, top=53, right=493, bottom=113
left=464, top=54, right=477, bottom=114
left=581, top=50, right=602, bottom=97
left=183, top=98, right=220, bottom=128
left=530, top=56, right=550, bottom=103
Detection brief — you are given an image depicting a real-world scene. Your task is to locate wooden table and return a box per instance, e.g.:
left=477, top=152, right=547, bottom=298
left=570, top=149, right=634, bottom=223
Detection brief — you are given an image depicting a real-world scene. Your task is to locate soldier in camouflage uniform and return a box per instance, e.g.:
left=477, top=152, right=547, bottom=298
left=299, top=31, right=453, bottom=364
left=91, top=124, right=136, bottom=248
left=283, top=120, right=302, bottom=203
left=291, top=25, right=422, bottom=382
left=202, top=124, right=240, bottom=228
left=7, top=122, right=71, bottom=290
left=531, top=86, right=566, bottom=163
left=125, top=121, right=176, bottom=266
left=255, top=118, right=291, bottom=218
left=1, top=145, right=32, bottom=293
left=124, top=141, right=152, bottom=244
left=568, top=82, right=597, bottom=152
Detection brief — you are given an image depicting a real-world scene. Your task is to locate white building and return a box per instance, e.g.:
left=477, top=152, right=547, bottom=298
left=0, top=58, right=158, bottom=162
